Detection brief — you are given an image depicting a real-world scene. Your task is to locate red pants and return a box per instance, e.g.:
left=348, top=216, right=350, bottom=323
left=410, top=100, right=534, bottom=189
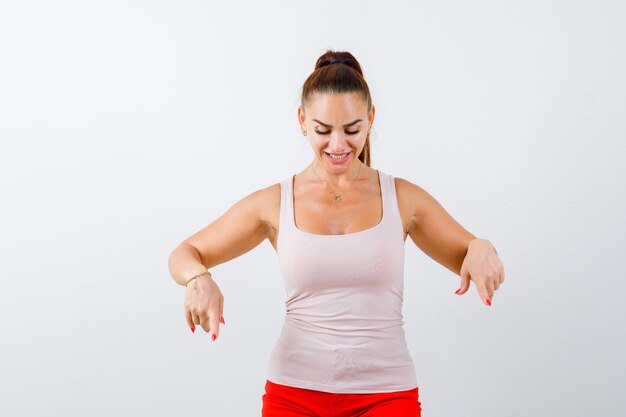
left=262, top=379, right=422, bottom=417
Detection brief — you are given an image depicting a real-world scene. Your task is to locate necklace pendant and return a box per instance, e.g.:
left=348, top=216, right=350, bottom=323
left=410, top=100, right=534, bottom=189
left=334, top=194, right=342, bottom=202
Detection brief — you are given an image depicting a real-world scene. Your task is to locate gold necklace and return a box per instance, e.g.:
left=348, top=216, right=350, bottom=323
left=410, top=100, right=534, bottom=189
left=311, top=162, right=363, bottom=203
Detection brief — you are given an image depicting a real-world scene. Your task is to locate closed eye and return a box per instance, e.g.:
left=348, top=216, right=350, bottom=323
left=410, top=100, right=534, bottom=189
left=316, top=130, right=360, bottom=135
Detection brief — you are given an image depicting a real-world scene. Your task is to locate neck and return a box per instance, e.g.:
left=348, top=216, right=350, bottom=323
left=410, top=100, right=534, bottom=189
left=310, top=160, right=363, bottom=189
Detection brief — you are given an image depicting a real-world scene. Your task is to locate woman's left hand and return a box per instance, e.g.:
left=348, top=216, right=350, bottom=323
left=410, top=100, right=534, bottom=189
left=456, top=239, right=505, bottom=306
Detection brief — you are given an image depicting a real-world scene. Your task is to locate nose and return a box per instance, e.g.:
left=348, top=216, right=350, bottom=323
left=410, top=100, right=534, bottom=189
left=328, top=131, right=350, bottom=152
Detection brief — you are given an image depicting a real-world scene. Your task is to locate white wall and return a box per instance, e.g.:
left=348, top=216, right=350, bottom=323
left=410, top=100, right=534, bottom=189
left=1, top=1, right=624, bottom=416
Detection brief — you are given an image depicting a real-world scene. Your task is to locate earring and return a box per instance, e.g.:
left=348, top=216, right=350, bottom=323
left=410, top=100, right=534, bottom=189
left=303, top=129, right=307, bottom=136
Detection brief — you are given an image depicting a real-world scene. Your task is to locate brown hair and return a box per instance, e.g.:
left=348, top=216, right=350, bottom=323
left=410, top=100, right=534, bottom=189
left=301, top=49, right=373, bottom=167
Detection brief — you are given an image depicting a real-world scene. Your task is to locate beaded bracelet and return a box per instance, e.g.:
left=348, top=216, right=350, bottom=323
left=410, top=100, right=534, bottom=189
left=185, top=271, right=211, bottom=290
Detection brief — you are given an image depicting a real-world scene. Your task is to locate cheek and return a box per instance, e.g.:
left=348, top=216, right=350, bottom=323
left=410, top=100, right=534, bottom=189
left=309, top=138, right=325, bottom=152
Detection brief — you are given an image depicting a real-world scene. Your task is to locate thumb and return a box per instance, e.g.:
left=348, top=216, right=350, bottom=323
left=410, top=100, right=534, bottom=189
left=454, top=268, right=472, bottom=295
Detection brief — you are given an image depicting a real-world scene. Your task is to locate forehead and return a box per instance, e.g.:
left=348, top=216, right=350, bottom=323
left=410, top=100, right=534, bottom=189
left=305, top=92, right=368, bottom=117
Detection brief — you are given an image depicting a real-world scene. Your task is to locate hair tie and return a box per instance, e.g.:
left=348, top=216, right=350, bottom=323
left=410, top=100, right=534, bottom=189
left=330, top=57, right=343, bottom=65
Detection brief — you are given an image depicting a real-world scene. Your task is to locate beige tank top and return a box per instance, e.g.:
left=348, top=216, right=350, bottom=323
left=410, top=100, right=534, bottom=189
left=265, top=169, right=418, bottom=393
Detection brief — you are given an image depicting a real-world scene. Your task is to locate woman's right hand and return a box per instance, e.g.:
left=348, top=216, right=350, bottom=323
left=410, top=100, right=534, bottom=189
left=184, top=273, right=225, bottom=341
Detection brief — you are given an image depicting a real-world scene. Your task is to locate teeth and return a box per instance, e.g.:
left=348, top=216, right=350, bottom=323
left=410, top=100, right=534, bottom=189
left=327, top=152, right=348, bottom=159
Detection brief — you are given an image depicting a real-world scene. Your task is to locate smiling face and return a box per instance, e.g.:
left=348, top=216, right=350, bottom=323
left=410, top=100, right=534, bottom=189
left=298, top=92, right=375, bottom=178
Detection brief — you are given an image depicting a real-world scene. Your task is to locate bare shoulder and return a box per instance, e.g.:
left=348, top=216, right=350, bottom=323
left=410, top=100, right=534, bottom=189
left=393, top=176, right=433, bottom=234
left=180, top=181, right=282, bottom=268
left=392, top=175, right=475, bottom=275
left=229, top=181, right=281, bottom=238
left=255, top=181, right=282, bottom=239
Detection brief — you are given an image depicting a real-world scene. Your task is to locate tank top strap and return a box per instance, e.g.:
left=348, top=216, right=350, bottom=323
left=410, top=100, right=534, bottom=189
left=378, top=170, right=390, bottom=218
left=279, top=175, right=295, bottom=234
left=379, top=170, right=404, bottom=239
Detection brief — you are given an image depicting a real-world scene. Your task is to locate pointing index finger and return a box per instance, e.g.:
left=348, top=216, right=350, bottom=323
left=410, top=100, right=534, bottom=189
left=478, top=285, right=492, bottom=306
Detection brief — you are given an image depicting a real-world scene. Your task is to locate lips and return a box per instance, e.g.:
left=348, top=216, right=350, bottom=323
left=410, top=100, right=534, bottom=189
left=324, top=151, right=352, bottom=163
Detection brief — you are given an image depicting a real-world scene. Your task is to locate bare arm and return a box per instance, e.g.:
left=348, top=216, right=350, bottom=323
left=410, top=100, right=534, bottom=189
left=397, top=178, right=477, bottom=275
left=168, top=186, right=272, bottom=286
left=397, top=177, right=505, bottom=305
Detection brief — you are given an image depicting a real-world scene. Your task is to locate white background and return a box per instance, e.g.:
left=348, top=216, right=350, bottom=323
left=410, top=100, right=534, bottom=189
left=1, top=1, right=625, bottom=416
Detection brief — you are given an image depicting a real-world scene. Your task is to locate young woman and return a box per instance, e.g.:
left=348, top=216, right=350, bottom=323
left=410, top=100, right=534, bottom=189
left=168, top=49, right=505, bottom=417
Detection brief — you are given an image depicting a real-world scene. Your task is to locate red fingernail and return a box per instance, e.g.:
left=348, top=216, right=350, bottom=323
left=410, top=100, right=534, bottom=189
left=191, top=327, right=195, bottom=333
left=220, top=316, right=225, bottom=324
left=486, top=298, right=492, bottom=306
left=212, top=333, right=217, bottom=341
left=454, top=288, right=461, bottom=294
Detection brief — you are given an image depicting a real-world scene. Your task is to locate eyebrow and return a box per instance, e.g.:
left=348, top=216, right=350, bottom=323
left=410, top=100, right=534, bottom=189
left=312, top=119, right=363, bottom=128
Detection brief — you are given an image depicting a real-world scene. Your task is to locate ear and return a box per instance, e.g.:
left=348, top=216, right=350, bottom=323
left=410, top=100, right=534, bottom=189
left=297, top=105, right=305, bottom=125
left=368, top=104, right=375, bottom=127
